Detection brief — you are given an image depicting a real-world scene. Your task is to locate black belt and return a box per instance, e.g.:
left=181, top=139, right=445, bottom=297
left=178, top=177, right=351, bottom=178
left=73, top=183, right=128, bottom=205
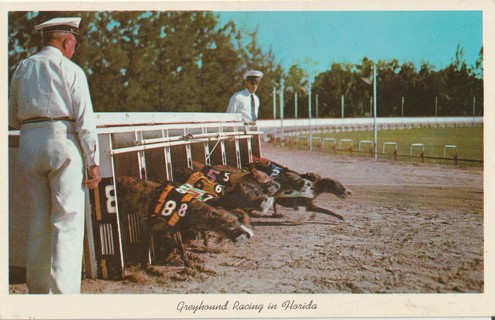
left=22, top=117, right=75, bottom=125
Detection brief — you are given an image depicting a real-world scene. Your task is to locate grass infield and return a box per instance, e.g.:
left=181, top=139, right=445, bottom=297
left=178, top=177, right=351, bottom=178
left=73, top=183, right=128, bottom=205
left=294, top=126, right=483, bottom=164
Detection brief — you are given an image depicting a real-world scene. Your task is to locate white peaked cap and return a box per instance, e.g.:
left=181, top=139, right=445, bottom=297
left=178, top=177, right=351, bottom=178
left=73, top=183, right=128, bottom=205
left=243, top=70, right=264, bottom=80
left=35, top=17, right=81, bottom=31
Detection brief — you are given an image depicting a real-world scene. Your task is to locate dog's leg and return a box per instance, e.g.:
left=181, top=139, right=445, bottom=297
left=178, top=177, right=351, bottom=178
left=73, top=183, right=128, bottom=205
left=139, top=223, right=153, bottom=269
left=271, top=203, right=285, bottom=218
left=202, top=231, right=209, bottom=247
left=231, top=208, right=250, bottom=225
left=174, top=231, right=192, bottom=268
left=306, top=204, right=344, bottom=220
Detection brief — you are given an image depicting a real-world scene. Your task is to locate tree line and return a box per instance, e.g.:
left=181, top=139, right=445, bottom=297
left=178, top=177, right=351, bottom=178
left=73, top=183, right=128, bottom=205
left=8, top=11, right=483, bottom=119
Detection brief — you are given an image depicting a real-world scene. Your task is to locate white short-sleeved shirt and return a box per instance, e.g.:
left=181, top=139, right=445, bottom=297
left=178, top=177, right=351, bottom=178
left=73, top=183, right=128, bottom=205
left=9, top=46, right=99, bottom=166
left=226, top=88, right=260, bottom=123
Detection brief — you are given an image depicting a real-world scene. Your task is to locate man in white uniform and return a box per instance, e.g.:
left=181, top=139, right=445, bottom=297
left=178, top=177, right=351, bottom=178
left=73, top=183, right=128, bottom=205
left=226, top=69, right=264, bottom=123
left=9, top=17, right=101, bottom=294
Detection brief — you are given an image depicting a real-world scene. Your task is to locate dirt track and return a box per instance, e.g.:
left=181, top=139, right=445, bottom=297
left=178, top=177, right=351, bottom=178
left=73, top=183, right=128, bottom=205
left=10, top=142, right=484, bottom=294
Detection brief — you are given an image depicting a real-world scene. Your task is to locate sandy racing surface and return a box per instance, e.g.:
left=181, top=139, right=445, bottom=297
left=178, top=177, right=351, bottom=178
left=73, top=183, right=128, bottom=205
left=10, top=142, right=484, bottom=294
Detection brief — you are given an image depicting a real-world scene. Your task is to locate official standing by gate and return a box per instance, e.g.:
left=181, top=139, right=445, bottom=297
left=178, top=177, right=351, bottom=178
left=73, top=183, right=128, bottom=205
left=9, top=17, right=101, bottom=294
left=226, top=70, right=264, bottom=123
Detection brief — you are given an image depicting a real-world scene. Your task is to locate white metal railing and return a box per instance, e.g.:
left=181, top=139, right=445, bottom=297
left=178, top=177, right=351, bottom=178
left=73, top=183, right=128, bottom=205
left=358, top=140, right=374, bottom=152
left=322, top=138, right=337, bottom=150
left=257, top=116, right=483, bottom=131
left=95, top=112, right=243, bottom=127
left=339, top=139, right=353, bottom=150
left=410, top=143, right=425, bottom=156
left=444, top=145, right=458, bottom=158
left=383, top=142, right=398, bottom=154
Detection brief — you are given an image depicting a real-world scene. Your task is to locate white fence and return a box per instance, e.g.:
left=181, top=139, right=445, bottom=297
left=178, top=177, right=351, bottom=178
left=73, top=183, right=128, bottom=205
left=257, top=116, right=483, bottom=140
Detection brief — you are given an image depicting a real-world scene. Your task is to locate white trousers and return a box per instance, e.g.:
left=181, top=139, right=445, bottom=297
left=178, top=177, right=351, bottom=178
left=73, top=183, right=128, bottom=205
left=20, top=120, right=85, bottom=294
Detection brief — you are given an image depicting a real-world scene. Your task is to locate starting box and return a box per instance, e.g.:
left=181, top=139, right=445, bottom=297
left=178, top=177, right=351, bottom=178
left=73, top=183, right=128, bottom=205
left=9, top=112, right=263, bottom=280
